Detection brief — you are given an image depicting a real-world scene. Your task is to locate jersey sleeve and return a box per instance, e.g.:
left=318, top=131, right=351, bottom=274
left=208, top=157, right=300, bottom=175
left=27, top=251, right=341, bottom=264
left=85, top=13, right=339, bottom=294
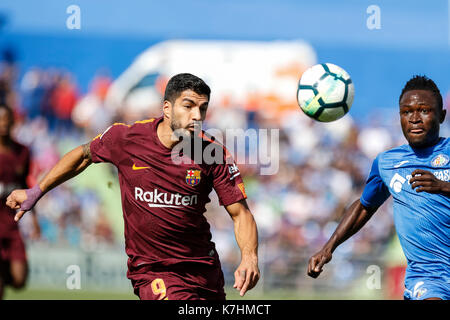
left=90, top=123, right=129, bottom=166
left=211, top=154, right=248, bottom=207
left=360, top=155, right=391, bottom=208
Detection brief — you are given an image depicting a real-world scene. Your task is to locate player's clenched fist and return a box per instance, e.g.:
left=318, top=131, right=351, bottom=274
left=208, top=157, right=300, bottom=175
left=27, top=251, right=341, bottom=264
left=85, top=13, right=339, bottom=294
left=6, top=189, right=27, bottom=221
left=6, top=189, right=26, bottom=209
left=233, top=258, right=260, bottom=297
left=6, top=185, right=43, bottom=221
left=307, top=249, right=332, bottom=278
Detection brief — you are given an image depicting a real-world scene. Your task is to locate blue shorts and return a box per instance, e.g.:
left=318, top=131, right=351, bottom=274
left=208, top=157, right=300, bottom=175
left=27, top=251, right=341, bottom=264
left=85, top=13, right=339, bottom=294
left=404, top=277, right=450, bottom=300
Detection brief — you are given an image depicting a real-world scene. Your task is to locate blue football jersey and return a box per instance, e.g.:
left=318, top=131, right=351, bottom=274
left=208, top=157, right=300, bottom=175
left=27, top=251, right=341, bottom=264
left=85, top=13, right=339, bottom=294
left=360, top=137, right=450, bottom=287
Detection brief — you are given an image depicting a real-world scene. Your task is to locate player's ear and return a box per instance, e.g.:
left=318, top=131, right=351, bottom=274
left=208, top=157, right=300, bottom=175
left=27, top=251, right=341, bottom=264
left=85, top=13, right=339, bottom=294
left=163, top=100, right=172, bottom=120
left=439, top=108, right=446, bottom=124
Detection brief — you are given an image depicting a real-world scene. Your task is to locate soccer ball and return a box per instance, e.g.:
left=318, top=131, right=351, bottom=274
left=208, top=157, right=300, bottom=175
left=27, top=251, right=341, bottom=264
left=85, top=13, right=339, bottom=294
left=297, top=63, right=354, bottom=122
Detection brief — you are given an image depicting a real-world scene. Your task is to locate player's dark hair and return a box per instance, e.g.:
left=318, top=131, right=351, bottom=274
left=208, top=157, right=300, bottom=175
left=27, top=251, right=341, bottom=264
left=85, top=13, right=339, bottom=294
left=399, top=75, right=443, bottom=110
left=164, top=73, right=210, bottom=103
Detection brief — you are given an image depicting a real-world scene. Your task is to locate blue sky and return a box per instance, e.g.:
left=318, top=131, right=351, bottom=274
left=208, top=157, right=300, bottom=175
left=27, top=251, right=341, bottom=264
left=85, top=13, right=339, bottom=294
left=0, top=0, right=448, bottom=49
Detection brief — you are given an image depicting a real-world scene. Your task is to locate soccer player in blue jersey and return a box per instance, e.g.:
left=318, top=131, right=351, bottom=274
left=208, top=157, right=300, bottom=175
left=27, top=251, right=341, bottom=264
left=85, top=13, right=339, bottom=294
left=307, top=75, right=449, bottom=300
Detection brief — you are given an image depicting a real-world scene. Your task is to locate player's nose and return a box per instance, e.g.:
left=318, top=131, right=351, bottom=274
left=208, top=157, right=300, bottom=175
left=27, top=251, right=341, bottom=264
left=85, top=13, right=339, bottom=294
left=191, top=107, right=202, bottom=121
left=409, top=110, right=422, bottom=123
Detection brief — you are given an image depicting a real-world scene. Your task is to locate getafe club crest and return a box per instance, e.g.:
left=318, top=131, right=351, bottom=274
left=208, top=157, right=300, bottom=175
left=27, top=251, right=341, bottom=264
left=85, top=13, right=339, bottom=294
left=413, top=281, right=428, bottom=299
left=431, top=154, right=449, bottom=167
left=186, top=169, right=201, bottom=186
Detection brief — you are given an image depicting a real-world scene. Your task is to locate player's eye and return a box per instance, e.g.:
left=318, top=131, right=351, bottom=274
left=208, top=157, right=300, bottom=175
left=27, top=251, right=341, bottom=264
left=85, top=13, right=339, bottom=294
left=420, top=108, right=429, bottom=114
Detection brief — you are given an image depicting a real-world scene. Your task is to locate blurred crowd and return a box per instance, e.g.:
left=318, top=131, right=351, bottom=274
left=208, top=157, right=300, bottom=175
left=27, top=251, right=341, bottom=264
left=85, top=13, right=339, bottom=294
left=1, top=57, right=117, bottom=250
left=1, top=52, right=449, bottom=292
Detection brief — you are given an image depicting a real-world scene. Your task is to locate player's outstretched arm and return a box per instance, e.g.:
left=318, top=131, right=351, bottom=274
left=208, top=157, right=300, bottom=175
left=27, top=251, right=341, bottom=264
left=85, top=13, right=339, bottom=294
left=6, top=143, right=93, bottom=221
left=225, top=199, right=260, bottom=297
left=307, top=199, right=377, bottom=278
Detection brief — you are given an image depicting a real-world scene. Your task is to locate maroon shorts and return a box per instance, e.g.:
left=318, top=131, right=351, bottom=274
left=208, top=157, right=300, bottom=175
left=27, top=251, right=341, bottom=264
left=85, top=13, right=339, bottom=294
left=0, top=231, right=27, bottom=262
left=130, top=263, right=226, bottom=300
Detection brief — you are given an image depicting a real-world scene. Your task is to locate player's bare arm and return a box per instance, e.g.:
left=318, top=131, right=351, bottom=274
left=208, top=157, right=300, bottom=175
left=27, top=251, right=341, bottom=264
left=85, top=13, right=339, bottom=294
left=307, top=199, right=377, bottom=278
left=225, top=199, right=260, bottom=297
left=409, top=169, right=450, bottom=197
left=6, top=142, right=93, bottom=221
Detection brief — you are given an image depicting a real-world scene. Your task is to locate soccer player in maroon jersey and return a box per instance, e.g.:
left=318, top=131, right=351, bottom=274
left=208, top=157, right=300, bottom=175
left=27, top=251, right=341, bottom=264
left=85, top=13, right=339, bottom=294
left=6, top=73, right=260, bottom=300
left=0, top=104, right=40, bottom=299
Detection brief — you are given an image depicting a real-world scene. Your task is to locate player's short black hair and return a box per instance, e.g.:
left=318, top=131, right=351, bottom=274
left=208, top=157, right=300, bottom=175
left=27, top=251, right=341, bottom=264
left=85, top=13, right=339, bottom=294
left=163, top=73, right=210, bottom=103
left=399, top=75, right=443, bottom=110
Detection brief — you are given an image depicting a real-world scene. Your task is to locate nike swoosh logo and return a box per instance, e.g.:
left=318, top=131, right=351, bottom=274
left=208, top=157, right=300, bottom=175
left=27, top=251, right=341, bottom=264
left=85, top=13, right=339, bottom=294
left=132, top=163, right=150, bottom=170
left=394, top=160, right=409, bottom=168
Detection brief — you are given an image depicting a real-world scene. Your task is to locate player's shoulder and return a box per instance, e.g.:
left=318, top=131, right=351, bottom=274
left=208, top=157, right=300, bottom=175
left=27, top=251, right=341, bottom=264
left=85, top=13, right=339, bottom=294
left=96, top=118, right=157, bottom=139
left=376, top=137, right=449, bottom=167
left=438, top=137, right=450, bottom=149
left=198, top=130, right=232, bottom=158
left=199, top=130, right=222, bottom=146
left=127, top=118, right=157, bottom=134
left=370, top=143, right=412, bottom=173
left=377, top=143, right=410, bottom=162
left=92, top=121, right=130, bottom=142
left=197, top=130, right=234, bottom=164
left=130, top=118, right=157, bottom=127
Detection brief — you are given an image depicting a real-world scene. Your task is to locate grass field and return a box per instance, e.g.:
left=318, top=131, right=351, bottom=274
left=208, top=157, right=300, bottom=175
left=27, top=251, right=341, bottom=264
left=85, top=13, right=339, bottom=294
left=3, top=286, right=384, bottom=300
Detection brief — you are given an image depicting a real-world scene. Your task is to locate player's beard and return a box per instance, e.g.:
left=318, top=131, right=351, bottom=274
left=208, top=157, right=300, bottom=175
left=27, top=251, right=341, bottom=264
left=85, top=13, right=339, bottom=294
left=170, top=113, right=195, bottom=144
left=170, top=113, right=206, bottom=163
left=170, top=118, right=188, bottom=136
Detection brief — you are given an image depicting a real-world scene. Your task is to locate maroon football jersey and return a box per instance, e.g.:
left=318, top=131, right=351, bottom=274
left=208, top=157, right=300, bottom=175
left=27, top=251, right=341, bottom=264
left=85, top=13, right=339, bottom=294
left=90, top=116, right=247, bottom=278
left=0, top=141, right=30, bottom=237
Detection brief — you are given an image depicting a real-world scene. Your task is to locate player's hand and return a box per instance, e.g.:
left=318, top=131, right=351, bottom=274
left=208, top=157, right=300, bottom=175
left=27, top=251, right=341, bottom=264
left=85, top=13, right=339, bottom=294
left=6, top=189, right=27, bottom=221
left=233, top=256, right=260, bottom=297
left=307, top=248, right=332, bottom=278
left=6, top=189, right=31, bottom=221
left=6, top=185, right=43, bottom=222
left=409, top=169, right=447, bottom=194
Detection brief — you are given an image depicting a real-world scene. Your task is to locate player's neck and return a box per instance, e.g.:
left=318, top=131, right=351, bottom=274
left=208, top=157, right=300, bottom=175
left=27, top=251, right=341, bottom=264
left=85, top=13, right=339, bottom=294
left=157, top=120, right=179, bottom=149
left=410, top=136, right=442, bottom=150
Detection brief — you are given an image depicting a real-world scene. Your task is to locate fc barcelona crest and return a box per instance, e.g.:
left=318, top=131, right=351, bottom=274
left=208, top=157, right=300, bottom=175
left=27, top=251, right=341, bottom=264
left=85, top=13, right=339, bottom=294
left=186, top=169, right=201, bottom=186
